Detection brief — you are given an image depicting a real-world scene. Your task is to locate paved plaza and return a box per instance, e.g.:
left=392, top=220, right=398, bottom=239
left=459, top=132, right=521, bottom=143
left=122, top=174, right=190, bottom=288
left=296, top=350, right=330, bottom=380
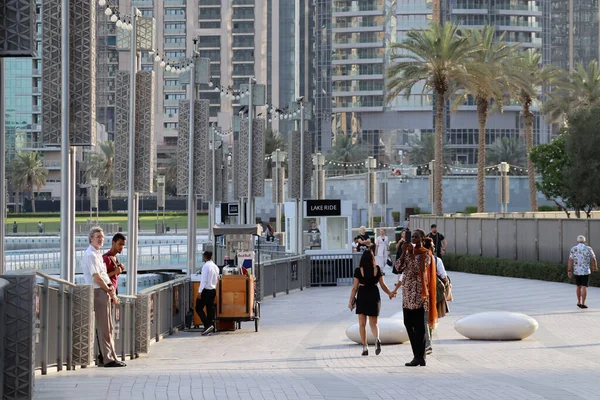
left=34, top=272, right=600, bottom=400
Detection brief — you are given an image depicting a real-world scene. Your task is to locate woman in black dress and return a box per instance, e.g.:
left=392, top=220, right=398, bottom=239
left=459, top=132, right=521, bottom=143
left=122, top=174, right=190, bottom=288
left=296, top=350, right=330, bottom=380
left=348, top=249, right=395, bottom=356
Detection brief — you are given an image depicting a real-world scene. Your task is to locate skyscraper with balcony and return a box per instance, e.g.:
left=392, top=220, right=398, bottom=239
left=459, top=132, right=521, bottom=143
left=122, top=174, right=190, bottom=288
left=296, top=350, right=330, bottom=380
left=550, top=0, right=599, bottom=71
left=328, top=0, right=552, bottom=166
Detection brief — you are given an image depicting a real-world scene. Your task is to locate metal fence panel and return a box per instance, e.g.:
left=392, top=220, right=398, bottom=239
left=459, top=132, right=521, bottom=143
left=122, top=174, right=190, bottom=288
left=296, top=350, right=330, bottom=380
left=0, top=275, right=35, bottom=400
left=135, top=294, right=151, bottom=354
left=454, top=219, right=468, bottom=254
left=516, top=220, right=537, bottom=261
left=71, top=285, right=94, bottom=366
left=467, top=219, right=481, bottom=256
left=481, top=219, right=498, bottom=258
left=538, top=219, right=561, bottom=263
left=498, top=219, right=517, bottom=260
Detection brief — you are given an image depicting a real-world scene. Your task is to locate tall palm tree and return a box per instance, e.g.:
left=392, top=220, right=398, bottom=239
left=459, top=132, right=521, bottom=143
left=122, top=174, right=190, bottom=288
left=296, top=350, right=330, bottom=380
left=326, top=134, right=367, bottom=175
left=264, top=128, right=285, bottom=179
left=10, top=151, right=48, bottom=213
left=454, top=27, right=520, bottom=212
left=513, top=50, right=557, bottom=211
left=543, top=60, right=600, bottom=125
left=387, top=23, right=481, bottom=215
left=86, top=140, right=115, bottom=211
left=486, top=137, right=527, bottom=169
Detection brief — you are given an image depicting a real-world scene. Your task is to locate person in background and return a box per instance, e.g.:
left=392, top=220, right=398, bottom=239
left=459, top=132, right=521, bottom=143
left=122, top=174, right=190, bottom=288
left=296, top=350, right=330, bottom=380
left=37, top=221, right=43, bottom=233
left=392, top=229, right=437, bottom=367
left=568, top=235, right=598, bottom=309
left=348, top=249, right=395, bottom=356
left=427, top=224, right=447, bottom=258
left=13, top=221, right=17, bottom=233
left=356, top=226, right=370, bottom=252
left=375, top=228, right=389, bottom=274
left=81, top=226, right=125, bottom=368
left=196, top=251, right=220, bottom=335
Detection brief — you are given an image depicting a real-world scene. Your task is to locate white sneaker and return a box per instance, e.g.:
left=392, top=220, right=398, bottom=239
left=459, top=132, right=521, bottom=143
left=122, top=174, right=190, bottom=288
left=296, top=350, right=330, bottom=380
left=201, top=325, right=215, bottom=336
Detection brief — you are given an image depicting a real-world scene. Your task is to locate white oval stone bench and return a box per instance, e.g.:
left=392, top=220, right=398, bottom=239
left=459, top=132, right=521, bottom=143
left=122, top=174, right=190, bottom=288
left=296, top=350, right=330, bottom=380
left=345, top=318, right=409, bottom=345
left=454, top=311, right=539, bottom=341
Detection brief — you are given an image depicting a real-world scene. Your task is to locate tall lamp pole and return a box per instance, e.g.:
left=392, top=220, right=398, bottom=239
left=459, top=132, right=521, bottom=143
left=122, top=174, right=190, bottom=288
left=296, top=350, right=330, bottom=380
left=247, top=77, right=256, bottom=225
left=366, top=156, right=377, bottom=229
left=187, top=40, right=198, bottom=275
left=499, top=161, right=510, bottom=213
left=273, top=149, right=287, bottom=234
left=297, top=97, right=305, bottom=255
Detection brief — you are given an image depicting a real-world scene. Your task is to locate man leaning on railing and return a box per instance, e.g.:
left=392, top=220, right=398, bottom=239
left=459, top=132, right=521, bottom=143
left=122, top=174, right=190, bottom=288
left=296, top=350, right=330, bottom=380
left=81, top=226, right=126, bottom=368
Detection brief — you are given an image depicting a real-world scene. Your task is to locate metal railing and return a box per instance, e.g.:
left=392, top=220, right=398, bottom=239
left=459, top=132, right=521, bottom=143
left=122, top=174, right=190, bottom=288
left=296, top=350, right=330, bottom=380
left=260, top=255, right=310, bottom=300
left=309, top=252, right=362, bottom=286
left=0, top=277, right=10, bottom=393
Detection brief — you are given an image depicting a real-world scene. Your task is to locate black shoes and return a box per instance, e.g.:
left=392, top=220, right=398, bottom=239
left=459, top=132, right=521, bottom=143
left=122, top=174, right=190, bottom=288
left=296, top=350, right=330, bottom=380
left=405, top=358, right=426, bottom=367
left=201, top=325, right=215, bottom=336
left=375, top=339, right=382, bottom=356
left=361, top=345, right=368, bottom=356
left=578, top=304, right=589, bottom=309
left=104, top=361, right=126, bottom=368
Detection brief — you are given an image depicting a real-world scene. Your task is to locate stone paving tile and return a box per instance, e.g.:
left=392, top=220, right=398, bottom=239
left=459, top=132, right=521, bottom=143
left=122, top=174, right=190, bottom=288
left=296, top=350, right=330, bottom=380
left=33, top=272, right=600, bottom=400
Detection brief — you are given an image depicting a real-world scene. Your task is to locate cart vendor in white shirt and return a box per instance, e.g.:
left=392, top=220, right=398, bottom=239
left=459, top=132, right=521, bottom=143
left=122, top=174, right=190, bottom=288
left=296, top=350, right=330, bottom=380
left=196, top=251, right=220, bottom=335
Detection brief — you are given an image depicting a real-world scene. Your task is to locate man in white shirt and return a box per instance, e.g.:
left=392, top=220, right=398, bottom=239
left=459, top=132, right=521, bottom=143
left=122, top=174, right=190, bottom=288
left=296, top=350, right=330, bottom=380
left=195, top=251, right=220, bottom=335
left=81, top=227, right=125, bottom=368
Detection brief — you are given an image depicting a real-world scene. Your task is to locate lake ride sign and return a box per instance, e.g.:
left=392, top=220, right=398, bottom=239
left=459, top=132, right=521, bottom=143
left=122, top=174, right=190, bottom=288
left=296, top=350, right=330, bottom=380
left=306, top=200, right=342, bottom=217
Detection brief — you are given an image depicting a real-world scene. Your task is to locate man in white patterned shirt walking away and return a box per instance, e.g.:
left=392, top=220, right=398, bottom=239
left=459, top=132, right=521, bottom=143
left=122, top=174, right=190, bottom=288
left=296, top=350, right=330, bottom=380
left=568, top=235, right=598, bottom=309
left=196, top=251, right=220, bottom=335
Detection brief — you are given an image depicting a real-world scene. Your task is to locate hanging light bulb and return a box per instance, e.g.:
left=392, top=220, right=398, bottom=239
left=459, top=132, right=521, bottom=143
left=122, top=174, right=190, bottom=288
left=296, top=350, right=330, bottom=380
left=136, top=9, right=142, bottom=17
left=268, top=118, right=272, bottom=123
left=116, top=19, right=123, bottom=28
left=154, top=55, right=161, bottom=62
left=105, top=7, right=112, bottom=16
left=208, top=81, right=214, bottom=87
left=271, top=107, right=276, bottom=113
left=279, top=114, right=284, bottom=120
left=165, top=65, right=172, bottom=71
left=235, top=95, right=240, bottom=100
left=160, top=60, right=166, bottom=67
left=245, top=90, right=250, bottom=96
left=240, top=92, right=245, bottom=98
left=98, top=0, right=106, bottom=6
left=128, top=22, right=134, bottom=31
left=110, top=14, right=118, bottom=23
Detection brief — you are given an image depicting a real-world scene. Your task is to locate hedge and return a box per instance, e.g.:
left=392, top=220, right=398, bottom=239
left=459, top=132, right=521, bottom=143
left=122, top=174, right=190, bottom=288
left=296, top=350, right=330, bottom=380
left=442, top=253, right=600, bottom=288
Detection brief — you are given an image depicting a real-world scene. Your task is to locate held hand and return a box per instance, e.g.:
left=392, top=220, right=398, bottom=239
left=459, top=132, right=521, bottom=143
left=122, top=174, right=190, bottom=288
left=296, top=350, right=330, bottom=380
left=119, top=264, right=126, bottom=272
left=593, top=267, right=598, bottom=272
left=111, top=294, right=120, bottom=305
left=568, top=271, right=573, bottom=279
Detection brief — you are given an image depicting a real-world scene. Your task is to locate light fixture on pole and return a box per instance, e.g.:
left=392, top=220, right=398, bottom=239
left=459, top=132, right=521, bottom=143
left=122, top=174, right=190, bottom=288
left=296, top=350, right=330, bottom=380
left=365, top=156, right=377, bottom=229
left=297, top=96, right=305, bottom=255
left=272, top=149, right=287, bottom=235
left=499, top=162, right=510, bottom=213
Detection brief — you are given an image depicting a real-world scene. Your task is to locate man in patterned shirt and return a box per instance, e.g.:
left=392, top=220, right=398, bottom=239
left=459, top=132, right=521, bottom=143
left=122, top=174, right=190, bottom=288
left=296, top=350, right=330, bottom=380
left=568, top=235, right=598, bottom=309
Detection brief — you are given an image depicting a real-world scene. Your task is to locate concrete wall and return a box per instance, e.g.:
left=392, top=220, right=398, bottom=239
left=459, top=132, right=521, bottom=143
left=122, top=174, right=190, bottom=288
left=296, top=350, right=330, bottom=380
left=411, top=215, right=600, bottom=265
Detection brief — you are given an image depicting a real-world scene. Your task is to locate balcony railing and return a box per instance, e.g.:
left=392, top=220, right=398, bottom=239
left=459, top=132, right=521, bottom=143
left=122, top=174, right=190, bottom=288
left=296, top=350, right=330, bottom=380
left=164, top=14, right=186, bottom=21
left=164, top=42, right=186, bottom=49
left=164, top=0, right=185, bottom=5
left=164, top=28, right=186, bottom=35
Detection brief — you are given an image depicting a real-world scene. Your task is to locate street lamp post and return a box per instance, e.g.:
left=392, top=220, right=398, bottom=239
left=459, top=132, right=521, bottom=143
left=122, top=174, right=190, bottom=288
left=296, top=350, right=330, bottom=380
left=247, top=77, right=257, bottom=225
left=209, top=126, right=219, bottom=239
left=365, top=156, right=377, bottom=229
left=187, top=43, right=198, bottom=275
left=273, top=149, right=287, bottom=234
left=499, top=161, right=510, bottom=213
left=297, top=97, right=305, bottom=255
left=428, top=159, right=435, bottom=212
left=157, top=175, right=165, bottom=231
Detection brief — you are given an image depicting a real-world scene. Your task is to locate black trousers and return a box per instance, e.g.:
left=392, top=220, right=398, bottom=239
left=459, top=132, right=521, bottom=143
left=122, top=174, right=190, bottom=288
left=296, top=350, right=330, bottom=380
left=196, top=289, right=217, bottom=329
left=403, top=307, right=426, bottom=361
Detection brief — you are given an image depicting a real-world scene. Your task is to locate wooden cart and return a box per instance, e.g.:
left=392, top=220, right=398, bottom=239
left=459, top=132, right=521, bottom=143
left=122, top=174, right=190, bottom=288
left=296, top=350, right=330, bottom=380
left=212, top=224, right=262, bottom=332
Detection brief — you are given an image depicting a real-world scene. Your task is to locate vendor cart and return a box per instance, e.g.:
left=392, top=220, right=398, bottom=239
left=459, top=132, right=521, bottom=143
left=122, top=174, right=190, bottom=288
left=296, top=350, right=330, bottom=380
left=212, top=224, right=262, bottom=332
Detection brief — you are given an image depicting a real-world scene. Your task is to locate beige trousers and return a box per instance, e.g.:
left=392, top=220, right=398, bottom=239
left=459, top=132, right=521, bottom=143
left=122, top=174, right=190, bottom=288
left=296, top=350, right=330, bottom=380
left=94, top=288, right=118, bottom=364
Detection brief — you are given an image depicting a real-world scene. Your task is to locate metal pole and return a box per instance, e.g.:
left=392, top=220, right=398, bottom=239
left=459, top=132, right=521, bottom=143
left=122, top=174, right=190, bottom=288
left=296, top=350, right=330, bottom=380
left=127, top=6, right=138, bottom=295
left=69, top=147, right=76, bottom=282
left=210, top=128, right=216, bottom=239
left=275, top=149, right=281, bottom=234
left=247, top=78, right=254, bottom=225
left=187, top=43, right=197, bottom=275
left=298, top=100, right=305, bottom=255
left=60, top=0, right=71, bottom=281
left=133, top=193, right=139, bottom=293
left=0, top=59, right=5, bottom=274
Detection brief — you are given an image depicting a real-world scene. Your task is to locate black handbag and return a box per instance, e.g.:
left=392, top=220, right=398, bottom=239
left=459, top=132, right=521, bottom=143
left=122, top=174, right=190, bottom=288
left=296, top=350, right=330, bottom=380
left=386, top=257, right=393, bottom=267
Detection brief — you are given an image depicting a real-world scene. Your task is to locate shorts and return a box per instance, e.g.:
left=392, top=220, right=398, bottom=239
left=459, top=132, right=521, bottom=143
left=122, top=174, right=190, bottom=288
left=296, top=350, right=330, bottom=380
left=575, top=274, right=590, bottom=287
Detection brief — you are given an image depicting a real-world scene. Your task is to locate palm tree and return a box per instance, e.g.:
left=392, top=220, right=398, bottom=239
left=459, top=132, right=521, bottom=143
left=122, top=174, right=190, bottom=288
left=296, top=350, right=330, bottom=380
left=326, top=134, right=367, bottom=175
left=513, top=50, right=557, bottom=211
left=387, top=23, right=481, bottom=215
left=486, top=137, right=527, bottom=170
left=264, top=129, right=285, bottom=179
left=86, top=140, right=115, bottom=211
left=407, top=134, right=453, bottom=167
left=165, top=156, right=177, bottom=196
left=10, top=151, right=48, bottom=213
left=543, top=60, right=600, bottom=125
left=453, top=27, right=520, bottom=212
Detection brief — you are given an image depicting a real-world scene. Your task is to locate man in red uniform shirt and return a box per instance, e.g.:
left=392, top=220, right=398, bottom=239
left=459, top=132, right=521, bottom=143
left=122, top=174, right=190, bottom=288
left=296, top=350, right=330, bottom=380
left=103, top=233, right=127, bottom=294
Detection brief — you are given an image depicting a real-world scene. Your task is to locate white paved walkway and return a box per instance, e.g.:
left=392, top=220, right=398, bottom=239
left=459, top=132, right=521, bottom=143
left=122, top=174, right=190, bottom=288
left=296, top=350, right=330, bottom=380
left=34, top=272, right=600, bottom=400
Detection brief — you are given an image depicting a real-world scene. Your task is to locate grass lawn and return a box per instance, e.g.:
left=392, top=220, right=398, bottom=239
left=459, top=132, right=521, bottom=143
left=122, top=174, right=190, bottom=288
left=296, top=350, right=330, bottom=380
left=6, top=213, right=209, bottom=233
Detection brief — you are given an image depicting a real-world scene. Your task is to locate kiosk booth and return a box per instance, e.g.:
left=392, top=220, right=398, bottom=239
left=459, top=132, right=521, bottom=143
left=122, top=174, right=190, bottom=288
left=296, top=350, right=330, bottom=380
left=191, top=224, right=261, bottom=332
left=284, top=200, right=356, bottom=285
